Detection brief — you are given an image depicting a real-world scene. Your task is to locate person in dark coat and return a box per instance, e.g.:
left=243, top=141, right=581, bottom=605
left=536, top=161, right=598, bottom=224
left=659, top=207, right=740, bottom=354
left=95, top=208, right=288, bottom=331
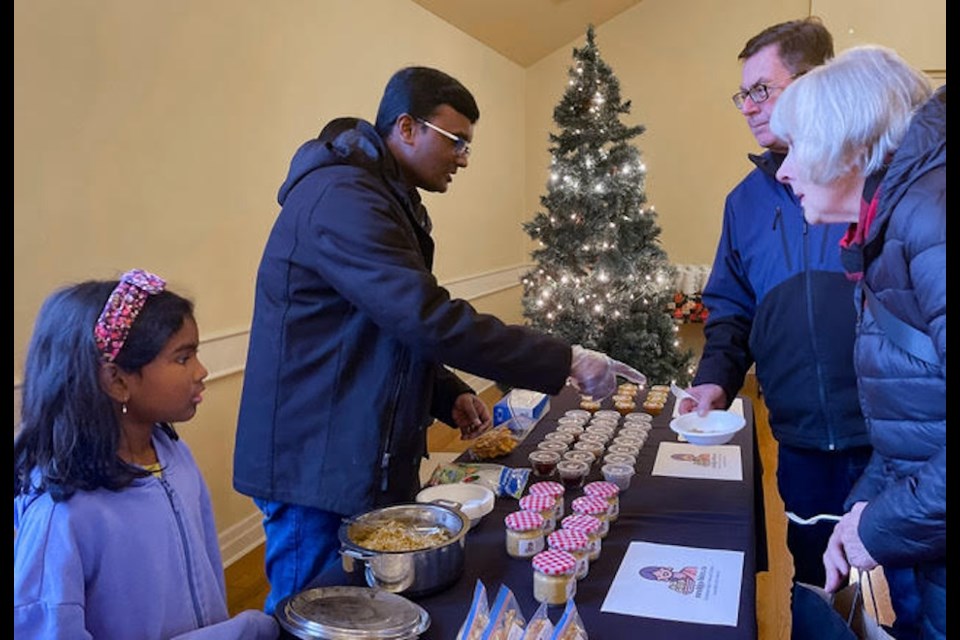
left=234, top=66, right=645, bottom=614
left=773, top=46, right=945, bottom=639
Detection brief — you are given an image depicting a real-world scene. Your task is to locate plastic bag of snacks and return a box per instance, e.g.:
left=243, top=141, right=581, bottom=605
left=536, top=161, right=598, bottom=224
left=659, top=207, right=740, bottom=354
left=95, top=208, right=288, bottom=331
left=427, top=462, right=530, bottom=499
left=481, top=584, right=526, bottom=640
left=551, top=600, right=587, bottom=640
left=521, top=602, right=554, bottom=640
left=469, top=425, right=519, bottom=460
left=455, top=580, right=490, bottom=640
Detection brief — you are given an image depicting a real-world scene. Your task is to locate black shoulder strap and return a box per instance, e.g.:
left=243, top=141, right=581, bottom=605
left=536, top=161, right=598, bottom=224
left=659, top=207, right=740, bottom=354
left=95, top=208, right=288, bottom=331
left=861, top=282, right=938, bottom=365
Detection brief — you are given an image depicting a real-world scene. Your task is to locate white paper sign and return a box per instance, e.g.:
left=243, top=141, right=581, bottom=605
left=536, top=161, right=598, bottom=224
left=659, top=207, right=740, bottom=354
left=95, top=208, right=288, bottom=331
left=651, top=441, right=743, bottom=481
left=601, top=541, right=744, bottom=627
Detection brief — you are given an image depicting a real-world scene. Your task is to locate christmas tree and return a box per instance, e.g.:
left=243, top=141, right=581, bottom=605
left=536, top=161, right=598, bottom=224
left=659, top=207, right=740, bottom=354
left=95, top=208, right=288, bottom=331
left=521, top=25, right=693, bottom=386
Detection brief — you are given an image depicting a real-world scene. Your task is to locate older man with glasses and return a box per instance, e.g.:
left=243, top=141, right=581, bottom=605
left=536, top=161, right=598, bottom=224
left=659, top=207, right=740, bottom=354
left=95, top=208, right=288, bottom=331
left=675, top=18, right=921, bottom=638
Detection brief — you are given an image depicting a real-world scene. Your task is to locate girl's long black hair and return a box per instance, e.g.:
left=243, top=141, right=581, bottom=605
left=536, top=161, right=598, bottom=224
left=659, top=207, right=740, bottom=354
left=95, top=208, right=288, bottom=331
left=14, top=279, right=193, bottom=501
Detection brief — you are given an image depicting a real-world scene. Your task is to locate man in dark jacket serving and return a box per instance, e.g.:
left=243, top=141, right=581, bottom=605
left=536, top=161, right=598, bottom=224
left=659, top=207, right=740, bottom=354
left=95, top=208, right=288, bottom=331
left=234, top=66, right=644, bottom=614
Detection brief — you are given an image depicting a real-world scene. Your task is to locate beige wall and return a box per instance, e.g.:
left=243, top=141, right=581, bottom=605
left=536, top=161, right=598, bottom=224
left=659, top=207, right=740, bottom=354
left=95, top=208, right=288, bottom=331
left=14, top=0, right=944, bottom=560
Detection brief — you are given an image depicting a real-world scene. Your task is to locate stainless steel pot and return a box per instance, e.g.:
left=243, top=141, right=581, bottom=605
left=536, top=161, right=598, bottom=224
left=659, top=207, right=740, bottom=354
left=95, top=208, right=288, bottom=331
left=338, top=501, right=467, bottom=597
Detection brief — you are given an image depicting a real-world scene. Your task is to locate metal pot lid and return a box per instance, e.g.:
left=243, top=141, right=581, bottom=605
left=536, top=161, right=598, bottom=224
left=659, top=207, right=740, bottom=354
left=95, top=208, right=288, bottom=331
left=276, top=586, right=430, bottom=640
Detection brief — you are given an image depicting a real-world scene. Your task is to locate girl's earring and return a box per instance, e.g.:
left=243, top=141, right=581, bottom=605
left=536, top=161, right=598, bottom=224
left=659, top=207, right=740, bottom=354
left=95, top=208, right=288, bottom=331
left=122, top=403, right=128, bottom=415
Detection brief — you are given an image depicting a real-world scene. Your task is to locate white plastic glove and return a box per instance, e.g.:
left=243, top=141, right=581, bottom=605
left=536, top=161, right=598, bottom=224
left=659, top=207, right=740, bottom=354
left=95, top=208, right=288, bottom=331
left=567, top=345, right=647, bottom=400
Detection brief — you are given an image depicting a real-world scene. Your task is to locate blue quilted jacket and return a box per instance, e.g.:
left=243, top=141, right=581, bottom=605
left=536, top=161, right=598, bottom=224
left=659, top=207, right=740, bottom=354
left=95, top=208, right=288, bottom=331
left=846, top=86, right=946, bottom=637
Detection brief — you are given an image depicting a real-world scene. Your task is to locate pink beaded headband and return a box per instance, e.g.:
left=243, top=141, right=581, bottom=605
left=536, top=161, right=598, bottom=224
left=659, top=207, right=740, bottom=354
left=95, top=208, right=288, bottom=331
left=93, top=269, right=166, bottom=362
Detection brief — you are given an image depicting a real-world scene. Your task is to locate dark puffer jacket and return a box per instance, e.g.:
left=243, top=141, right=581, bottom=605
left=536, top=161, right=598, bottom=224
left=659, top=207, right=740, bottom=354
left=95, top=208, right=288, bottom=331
left=234, top=120, right=572, bottom=515
left=846, top=86, right=946, bottom=637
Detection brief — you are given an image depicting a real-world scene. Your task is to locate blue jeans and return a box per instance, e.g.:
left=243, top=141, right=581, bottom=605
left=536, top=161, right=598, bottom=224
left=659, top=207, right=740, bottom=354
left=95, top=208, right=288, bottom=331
left=776, top=444, right=872, bottom=586
left=254, top=499, right=343, bottom=615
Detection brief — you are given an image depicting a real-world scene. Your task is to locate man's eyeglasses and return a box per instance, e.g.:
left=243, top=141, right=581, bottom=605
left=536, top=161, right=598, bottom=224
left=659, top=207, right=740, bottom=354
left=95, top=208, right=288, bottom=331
left=731, top=73, right=803, bottom=109
left=416, top=118, right=471, bottom=157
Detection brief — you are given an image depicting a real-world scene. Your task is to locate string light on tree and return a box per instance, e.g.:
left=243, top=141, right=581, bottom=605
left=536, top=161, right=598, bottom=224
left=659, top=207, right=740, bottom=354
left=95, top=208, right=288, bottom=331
left=520, top=25, right=692, bottom=385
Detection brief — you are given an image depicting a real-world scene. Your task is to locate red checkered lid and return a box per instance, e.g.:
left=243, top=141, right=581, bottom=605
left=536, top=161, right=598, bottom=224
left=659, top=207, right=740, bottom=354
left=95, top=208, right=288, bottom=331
left=561, top=514, right=601, bottom=534
left=532, top=549, right=577, bottom=575
left=583, top=480, right=620, bottom=498
left=505, top=510, right=544, bottom=531
left=529, top=481, right=565, bottom=497
left=520, top=494, right=556, bottom=512
left=571, top=495, right=607, bottom=516
left=547, top=529, right=589, bottom=551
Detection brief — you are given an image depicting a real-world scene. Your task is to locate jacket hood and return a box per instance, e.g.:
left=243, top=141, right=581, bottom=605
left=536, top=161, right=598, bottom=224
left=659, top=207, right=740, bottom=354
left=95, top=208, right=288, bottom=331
left=872, top=85, right=946, bottom=243
left=277, top=119, right=388, bottom=205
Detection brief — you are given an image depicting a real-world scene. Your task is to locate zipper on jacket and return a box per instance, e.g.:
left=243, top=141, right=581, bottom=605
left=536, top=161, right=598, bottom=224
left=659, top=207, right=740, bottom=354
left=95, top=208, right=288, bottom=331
left=774, top=207, right=793, bottom=271
left=159, top=475, right=206, bottom=627
left=379, top=363, right=407, bottom=493
left=801, top=227, right=837, bottom=450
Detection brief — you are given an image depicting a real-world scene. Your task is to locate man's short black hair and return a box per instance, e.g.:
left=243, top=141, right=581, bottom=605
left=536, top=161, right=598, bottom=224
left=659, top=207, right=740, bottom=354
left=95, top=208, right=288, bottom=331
left=374, top=66, right=479, bottom=137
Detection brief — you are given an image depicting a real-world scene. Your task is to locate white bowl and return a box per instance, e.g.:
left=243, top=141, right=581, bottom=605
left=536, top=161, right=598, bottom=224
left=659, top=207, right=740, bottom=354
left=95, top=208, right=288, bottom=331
left=669, top=410, right=746, bottom=446
left=416, top=483, right=495, bottom=529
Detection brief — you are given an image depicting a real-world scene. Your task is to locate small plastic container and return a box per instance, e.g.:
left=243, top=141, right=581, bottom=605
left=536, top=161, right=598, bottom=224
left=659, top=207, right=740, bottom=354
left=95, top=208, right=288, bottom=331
left=504, top=510, right=545, bottom=559
left=579, top=430, right=610, bottom=446
left=607, top=443, right=641, bottom=458
left=579, top=397, right=601, bottom=413
left=532, top=549, right=577, bottom=606
left=583, top=480, right=621, bottom=522
left=563, top=409, right=592, bottom=421
left=602, top=462, right=636, bottom=491
left=623, top=412, right=654, bottom=424
left=571, top=495, right=610, bottom=538
left=562, top=449, right=596, bottom=469
left=543, top=431, right=575, bottom=446
left=641, top=400, right=665, bottom=416
left=536, top=440, right=568, bottom=455
left=594, top=410, right=622, bottom=422
left=619, top=424, right=650, bottom=439
left=561, top=514, right=603, bottom=561
left=520, top=493, right=557, bottom=533
left=528, top=480, right=565, bottom=520
left=617, top=383, right=640, bottom=397
left=573, top=438, right=604, bottom=459
left=529, top=450, right=561, bottom=478
left=613, top=434, right=644, bottom=449
left=557, top=415, right=588, bottom=428
left=556, top=459, right=589, bottom=490
left=611, top=394, right=634, bottom=405
left=583, top=426, right=614, bottom=443
left=555, top=424, right=585, bottom=441
left=603, top=452, right=637, bottom=468
left=547, top=529, right=591, bottom=580
left=614, top=399, right=637, bottom=416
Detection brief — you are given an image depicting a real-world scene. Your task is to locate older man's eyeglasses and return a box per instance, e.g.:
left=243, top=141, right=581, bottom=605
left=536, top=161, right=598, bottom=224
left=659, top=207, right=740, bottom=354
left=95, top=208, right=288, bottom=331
left=731, top=73, right=803, bottom=109
left=416, top=118, right=471, bottom=157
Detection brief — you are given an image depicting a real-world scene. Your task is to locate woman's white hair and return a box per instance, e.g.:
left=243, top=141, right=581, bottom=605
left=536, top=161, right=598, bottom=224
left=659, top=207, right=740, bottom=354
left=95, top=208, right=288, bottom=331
left=770, top=45, right=932, bottom=184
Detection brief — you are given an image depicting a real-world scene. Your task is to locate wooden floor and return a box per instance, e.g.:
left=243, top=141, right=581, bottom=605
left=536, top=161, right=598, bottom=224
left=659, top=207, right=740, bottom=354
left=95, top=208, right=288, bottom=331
left=225, top=348, right=893, bottom=635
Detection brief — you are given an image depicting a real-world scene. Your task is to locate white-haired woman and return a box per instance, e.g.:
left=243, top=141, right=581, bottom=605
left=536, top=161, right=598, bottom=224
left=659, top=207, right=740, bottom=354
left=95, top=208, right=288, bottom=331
left=771, top=45, right=944, bottom=639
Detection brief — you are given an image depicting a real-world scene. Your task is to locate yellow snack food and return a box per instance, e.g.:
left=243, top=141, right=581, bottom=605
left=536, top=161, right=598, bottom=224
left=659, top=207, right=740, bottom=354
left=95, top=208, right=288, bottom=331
left=471, top=426, right=518, bottom=459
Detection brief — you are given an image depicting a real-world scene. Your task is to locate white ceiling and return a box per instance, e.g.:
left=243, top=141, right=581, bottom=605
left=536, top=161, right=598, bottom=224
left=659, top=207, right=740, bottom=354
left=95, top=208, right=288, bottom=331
left=410, top=0, right=645, bottom=67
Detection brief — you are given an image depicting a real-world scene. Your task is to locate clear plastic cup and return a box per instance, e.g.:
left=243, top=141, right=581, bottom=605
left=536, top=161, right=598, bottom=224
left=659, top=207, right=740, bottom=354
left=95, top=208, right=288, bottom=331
left=537, top=440, right=569, bottom=454
left=573, top=438, right=605, bottom=459
left=557, top=459, right=590, bottom=490
left=544, top=431, right=575, bottom=446
left=601, top=463, right=635, bottom=491
left=563, top=409, right=592, bottom=421
left=562, top=449, right=596, bottom=468
left=607, top=443, right=640, bottom=458
left=623, top=412, right=654, bottom=424
left=603, top=452, right=637, bottom=468
left=529, top=450, right=561, bottom=477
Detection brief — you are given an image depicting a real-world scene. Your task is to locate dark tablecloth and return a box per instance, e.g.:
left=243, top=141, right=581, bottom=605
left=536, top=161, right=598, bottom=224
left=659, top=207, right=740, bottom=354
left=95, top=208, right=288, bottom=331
left=305, top=386, right=767, bottom=639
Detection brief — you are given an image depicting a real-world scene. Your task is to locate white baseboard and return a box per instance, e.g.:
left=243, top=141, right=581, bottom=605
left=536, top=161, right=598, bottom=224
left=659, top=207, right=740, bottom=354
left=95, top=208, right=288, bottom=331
left=219, top=510, right=265, bottom=568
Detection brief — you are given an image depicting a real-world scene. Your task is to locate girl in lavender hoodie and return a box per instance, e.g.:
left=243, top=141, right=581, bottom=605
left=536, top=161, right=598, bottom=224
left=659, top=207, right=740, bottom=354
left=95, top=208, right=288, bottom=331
left=14, top=269, right=277, bottom=640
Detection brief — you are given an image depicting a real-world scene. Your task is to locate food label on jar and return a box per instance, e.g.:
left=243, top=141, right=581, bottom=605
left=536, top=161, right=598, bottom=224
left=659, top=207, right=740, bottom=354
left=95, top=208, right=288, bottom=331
left=520, top=536, right=545, bottom=557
